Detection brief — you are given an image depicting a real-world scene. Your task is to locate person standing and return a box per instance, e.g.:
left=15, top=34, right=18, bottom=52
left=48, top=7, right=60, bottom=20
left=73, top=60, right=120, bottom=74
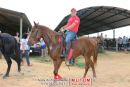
left=14, top=32, right=20, bottom=47
left=122, top=36, right=128, bottom=53
left=118, top=37, right=122, bottom=51
left=20, top=33, right=32, bottom=66
left=40, top=38, right=46, bottom=57
left=60, top=8, right=80, bottom=64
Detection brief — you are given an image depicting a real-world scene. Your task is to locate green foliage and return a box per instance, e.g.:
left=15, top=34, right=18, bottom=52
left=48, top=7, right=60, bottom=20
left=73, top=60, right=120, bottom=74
left=75, top=57, right=85, bottom=68
left=98, top=46, right=105, bottom=53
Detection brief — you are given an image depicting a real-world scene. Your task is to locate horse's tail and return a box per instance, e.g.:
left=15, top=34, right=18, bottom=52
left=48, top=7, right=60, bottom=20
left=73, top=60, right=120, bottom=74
left=14, top=38, right=21, bottom=60
left=93, top=42, right=99, bottom=65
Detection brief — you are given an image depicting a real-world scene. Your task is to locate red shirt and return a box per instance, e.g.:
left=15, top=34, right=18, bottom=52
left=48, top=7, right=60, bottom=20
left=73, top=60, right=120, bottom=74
left=66, top=15, right=80, bottom=33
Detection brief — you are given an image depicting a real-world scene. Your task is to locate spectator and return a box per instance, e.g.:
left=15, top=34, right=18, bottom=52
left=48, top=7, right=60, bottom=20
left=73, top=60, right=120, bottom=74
left=20, top=32, right=32, bottom=66
left=100, top=33, right=104, bottom=46
left=118, top=37, right=122, bottom=51
left=128, top=37, right=130, bottom=47
left=122, top=36, right=128, bottom=53
left=99, top=33, right=105, bottom=52
left=40, top=38, right=46, bottom=57
left=14, top=32, right=20, bottom=46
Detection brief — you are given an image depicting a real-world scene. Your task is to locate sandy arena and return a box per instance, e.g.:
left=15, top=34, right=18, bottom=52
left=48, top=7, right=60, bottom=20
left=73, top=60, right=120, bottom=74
left=0, top=51, right=130, bottom=87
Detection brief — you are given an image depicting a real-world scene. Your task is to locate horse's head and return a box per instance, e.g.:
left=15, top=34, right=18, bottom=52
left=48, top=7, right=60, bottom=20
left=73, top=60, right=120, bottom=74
left=29, top=22, right=43, bottom=45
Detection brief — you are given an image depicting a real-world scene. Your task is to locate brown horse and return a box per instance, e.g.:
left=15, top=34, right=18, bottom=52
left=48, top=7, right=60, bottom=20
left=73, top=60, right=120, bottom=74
left=29, top=22, right=99, bottom=80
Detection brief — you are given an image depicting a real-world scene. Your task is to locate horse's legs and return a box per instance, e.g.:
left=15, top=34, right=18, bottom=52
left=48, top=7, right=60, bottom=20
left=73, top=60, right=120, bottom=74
left=17, top=58, right=21, bottom=72
left=53, top=60, right=58, bottom=75
left=11, top=55, right=21, bottom=72
left=53, top=59, right=62, bottom=74
left=53, top=59, right=63, bottom=80
left=58, top=58, right=63, bottom=66
left=89, top=59, right=96, bottom=78
left=3, top=55, right=12, bottom=78
left=57, top=59, right=63, bottom=74
left=83, top=56, right=90, bottom=78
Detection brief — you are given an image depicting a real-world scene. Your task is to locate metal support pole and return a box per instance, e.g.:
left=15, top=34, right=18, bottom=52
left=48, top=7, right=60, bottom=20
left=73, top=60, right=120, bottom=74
left=20, top=17, right=23, bottom=40
left=28, top=27, right=30, bottom=32
left=97, top=32, right=99, bottom=37
left=113, top=29, right=115, bottom=39
left=113, top=29, right=118, bottom=51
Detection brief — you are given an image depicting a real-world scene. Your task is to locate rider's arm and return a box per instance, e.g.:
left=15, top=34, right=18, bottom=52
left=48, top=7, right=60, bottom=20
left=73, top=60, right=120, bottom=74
left=60, top=23, right=75, bottom=32
left=64, top=18, right=79, bottom=31
left=64, top=22, right=76, bottom=30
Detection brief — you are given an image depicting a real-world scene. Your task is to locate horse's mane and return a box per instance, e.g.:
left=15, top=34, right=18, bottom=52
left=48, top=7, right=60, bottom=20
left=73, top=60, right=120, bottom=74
left=38, top=25, right=58, bottom=35
left=37, top=25, right=59, bottom=44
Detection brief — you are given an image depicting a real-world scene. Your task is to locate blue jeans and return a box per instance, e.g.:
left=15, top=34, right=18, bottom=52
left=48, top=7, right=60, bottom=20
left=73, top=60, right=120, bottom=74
left=65, top=31, right=76, bottom=56
left=20, top=50, right=30, bottom=65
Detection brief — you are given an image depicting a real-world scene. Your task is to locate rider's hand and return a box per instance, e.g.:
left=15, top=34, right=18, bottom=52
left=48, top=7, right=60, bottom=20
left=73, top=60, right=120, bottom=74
left=60, top=27, right=64, bottom=32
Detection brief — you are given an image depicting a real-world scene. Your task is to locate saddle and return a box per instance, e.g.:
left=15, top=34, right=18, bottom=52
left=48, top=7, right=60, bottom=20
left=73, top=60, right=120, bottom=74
left=57, top=32, right=77, bottom=48
left=57, top=32, right=77, bottom=60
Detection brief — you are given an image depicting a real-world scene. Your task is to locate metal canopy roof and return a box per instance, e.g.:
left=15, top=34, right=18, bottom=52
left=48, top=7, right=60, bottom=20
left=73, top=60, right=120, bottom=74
left=55, top=6, right=130, bottom=36
left=0, top=7, right=31, bottom=35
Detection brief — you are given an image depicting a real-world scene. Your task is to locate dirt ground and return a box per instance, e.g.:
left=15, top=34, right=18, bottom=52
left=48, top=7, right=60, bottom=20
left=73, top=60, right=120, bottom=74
left=0, top=51, right=130, bottom=87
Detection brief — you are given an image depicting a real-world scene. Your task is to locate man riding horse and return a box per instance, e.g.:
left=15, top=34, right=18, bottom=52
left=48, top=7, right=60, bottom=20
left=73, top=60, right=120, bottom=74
left=60, top=8, right=80, bottom=65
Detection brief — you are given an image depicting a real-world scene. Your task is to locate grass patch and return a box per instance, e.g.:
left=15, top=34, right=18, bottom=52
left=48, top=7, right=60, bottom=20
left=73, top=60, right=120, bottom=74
left=75, top=56, right=85, bottom=68
left=30, top=55, right=52, bottom=64
left=75, top=62, right=85, bottom=68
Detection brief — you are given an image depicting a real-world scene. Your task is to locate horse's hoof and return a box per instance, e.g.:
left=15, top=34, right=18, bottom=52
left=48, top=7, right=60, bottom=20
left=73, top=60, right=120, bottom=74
left=3, top=75, right=9, bottom=79
left=54, top=74, right=62, bottom=80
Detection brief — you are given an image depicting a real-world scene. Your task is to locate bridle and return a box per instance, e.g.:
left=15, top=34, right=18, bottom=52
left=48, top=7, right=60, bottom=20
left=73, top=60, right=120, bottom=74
left=31, top=27, right=41, bottom=40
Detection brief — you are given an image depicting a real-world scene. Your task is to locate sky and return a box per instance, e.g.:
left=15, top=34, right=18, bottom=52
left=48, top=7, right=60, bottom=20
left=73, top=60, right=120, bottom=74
left=0, top=0, right=130, bottom=38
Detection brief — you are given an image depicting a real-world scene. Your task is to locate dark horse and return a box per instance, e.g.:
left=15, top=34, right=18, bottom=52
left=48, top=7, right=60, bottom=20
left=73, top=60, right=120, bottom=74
left=29, top=23, right=99, bottom=80
left=0, top=33, right=21, bottom=78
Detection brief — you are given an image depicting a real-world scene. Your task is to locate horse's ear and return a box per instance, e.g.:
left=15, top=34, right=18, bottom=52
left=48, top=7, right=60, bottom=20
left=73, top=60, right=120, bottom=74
left=34, top=21, right=39, bottom=28
left=34, top=21, right=37, bottom=26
